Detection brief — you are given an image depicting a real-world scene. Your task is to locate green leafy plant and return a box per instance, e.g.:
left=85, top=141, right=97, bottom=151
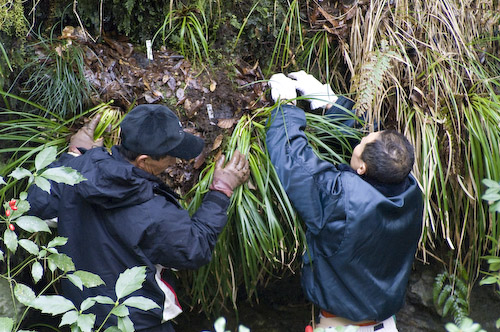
left=478, top=182, right=500, bottom=328
left=181, top=101, right=361, bottom=313
left=18, top=30, right=95, bottom=118
left=0, top=146, right=159, bottom=332
left=478, top=248, right=500, bottom=329
left=350, top=40, right=398, bottom=126
left=481, top=179, right=500, bottom=213
left=433, top=271, right=469, bottom=325
left=153, top=1, right=210, bottom=66
left=91, top=101, right=124, bottom=149
left=0, top=90, right=95, bottom=201
left=202, top=317, right=250, bottom=332
left=0, top=0, right=28, bottom=38
left=266, top=0, right=303, bottom=74
left=445, top=317, right=486, bottom=332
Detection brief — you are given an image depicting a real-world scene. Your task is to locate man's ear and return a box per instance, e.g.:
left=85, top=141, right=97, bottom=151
left=133, top=155, right=149, bottom=170
left=356, top=161, right=367, bottom=176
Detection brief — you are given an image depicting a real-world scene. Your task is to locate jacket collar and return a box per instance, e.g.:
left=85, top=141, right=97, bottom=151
left=338, top=163, right=409, bottom=197
left=111, top=146, right=181, bottom=201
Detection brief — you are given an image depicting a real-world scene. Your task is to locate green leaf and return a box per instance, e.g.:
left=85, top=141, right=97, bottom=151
left=103, top=327, right=121, bottom=332
left=73, top=271, right=105, bottom=288
left=89, top=296, right=115, bottom=305
left=19, top=192, right=28, bottom=200
left=443, top=295, right=454, bottom=316
left=14, top=283, right=36, bottom=306
left=10, top=200, right=30, bottom=219
left=60, top=310, right=79, bottom=326
left=0, top=249, right=3, bottom=261
left=15, top=216, right=51, bottom=233
left=122, top=296, right=160, bottom=311
left=48, top=258, right=57, bottom=272
left=41, top=166, right=86, bottom=185
left=4, top=229, right=18, bottom=253
left=0, top=317, right=14, bottom=332
left=490, top=201, right=500, bottom=213
left=238, top=325, right=251, bottom=332
left=214, top=317, right=226, bottom=332
left=496, top=318, right=500, bottom=329
left=80, top=298, right=96, bottom=312
left=77, top=313, right=96, bottom=332
left=115, top=266, right=146, bottom=300
left=117, top=316, right=134, bottom=332
left=35, top=146, right=57, bottom=171
left=67, top=274, right=83, bottom=291
left=482, top=178, right=500, bottom=188
left=34, top=176, right=52, bottom=193
left=48, top=253, right=75, bottom=272
left=19, top=239, right=40, bottom=255
left=10, top=167, right=32, bottom=181
left=31, top=295, right=75, bottom=315
left=0, top=176, right=5, bottom=185
left=31, top=261, right=44, bottom=284
left=110, top=304, right=129, bottom=317
left=479, top=276, right=498, bottom=285
left=47, top=236, right=68, bottom=248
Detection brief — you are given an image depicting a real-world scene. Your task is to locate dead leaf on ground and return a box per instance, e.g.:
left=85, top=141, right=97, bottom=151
left=193, top=148, right=208, bottom=169
left=212, top=134, right=224, bottom=151
left=217, top=118, right=237, bottom=129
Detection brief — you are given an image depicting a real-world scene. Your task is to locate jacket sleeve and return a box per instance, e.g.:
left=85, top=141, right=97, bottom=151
left=323, top=96, right=365, bottom=151
left=139, top=190, right=230, bottom=270
left=265, top=105, right=345, bottom=234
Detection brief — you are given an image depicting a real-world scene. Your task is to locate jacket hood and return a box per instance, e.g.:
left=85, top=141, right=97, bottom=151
left=74, top=146, right=161, bottom=209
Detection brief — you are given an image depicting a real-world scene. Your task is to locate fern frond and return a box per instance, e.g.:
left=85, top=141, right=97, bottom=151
left=433, top=272, right=448, bottom=302
left=351, top=40, right=397, bottom=119
left=438, top=284, right=453, bottom=307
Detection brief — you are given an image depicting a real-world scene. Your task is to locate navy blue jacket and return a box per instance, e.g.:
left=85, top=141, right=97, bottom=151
left=266, top=98, right=423, bottom=322
left=27, top=146, right=230, bottom=331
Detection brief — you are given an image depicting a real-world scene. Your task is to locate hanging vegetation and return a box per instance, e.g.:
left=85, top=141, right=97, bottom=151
left=2, top=0, right=500, bottom=328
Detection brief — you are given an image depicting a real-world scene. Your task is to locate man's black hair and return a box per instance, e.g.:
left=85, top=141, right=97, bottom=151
left=116, top=145, right=170, bottom=162
left=360, top=130, right=414, bottom=184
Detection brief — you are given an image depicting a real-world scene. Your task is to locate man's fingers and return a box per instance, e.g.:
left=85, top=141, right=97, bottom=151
left=236, top=152, right=248, bottom=170
left=86, top=114, right=102, bottom=132
left=288, top=70, right=307, bottom=80
left=215, top=154, right=226, bottom=170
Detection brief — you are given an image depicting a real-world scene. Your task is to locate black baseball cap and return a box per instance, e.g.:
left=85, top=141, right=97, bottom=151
left=120, top=104, right=204, bottom=159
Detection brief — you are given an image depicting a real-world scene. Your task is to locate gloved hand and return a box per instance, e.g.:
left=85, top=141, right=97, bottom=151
left=268, top=73, right=297, bottom=103
left=288, top=70, right=338, bottom=110
left=209, top=150, right=250, bottom=197
left=69, top=114, right=103, bottom=155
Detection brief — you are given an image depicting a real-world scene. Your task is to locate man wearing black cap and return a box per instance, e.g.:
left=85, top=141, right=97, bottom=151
left=27, top=104, right=250, bottom=331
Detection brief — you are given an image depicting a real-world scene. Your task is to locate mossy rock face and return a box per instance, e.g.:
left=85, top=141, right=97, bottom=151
left=0, top=278, right=25, bottom=319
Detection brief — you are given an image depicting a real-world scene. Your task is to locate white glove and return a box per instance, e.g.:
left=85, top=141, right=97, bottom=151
left=269, top=73, right=297, bottom=103
left=288, top=70, right=338, bottom=110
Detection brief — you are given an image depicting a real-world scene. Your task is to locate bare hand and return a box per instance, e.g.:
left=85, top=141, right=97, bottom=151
left=69, top=115, right=104, bottom=155
left=210, top=150, right=250, bottom=197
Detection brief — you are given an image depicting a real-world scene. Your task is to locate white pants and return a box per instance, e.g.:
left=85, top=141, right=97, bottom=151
left=316, top=314, right=398, bottom=332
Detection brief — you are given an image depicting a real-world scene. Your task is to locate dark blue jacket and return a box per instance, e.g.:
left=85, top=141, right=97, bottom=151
left=265, top=98, right=423, bottom=322
left=27, top=146, right=230, bottom=331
